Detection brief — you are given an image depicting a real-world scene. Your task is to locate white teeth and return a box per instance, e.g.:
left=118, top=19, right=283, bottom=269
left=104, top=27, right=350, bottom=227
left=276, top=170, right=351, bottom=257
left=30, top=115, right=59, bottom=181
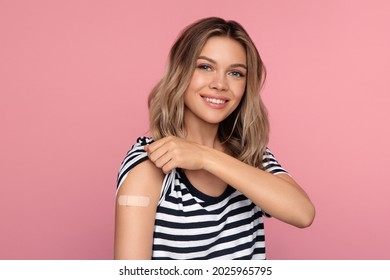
left=205, top=97, right=227, bottom=104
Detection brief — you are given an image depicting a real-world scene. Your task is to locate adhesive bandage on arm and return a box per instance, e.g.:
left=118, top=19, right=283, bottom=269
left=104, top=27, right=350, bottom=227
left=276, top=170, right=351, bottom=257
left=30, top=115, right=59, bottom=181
left=117, top=195, right=150, bottom=207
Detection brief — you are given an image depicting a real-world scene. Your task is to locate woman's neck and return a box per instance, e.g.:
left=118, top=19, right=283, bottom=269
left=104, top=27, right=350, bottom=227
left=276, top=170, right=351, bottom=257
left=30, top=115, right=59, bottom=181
left=184, top=111, right=222, bottom=150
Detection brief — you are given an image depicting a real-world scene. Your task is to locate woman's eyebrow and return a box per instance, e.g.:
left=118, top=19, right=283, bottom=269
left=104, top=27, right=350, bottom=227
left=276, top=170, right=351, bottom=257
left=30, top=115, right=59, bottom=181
left=198, top=56, right=247, bottom=69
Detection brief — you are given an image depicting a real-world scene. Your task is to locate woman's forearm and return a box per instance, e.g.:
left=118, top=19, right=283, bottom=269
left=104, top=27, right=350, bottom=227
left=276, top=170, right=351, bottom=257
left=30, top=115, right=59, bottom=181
left=202, top=147, right=315, bottom=228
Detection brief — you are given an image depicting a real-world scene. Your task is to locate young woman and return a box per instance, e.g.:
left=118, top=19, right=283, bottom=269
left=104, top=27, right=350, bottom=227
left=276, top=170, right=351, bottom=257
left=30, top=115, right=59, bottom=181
left=115, top=17, right=315, bottom=260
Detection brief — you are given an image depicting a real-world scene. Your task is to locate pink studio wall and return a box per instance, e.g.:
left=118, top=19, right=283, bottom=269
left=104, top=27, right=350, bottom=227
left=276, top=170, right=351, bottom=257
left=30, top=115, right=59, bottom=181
left=0, top=0, right=389, bottom=259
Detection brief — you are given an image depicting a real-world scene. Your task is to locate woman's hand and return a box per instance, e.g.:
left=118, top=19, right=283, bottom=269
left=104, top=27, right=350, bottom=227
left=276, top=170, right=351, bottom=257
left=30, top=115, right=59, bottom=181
left=145, top=136, right=207, bottom=173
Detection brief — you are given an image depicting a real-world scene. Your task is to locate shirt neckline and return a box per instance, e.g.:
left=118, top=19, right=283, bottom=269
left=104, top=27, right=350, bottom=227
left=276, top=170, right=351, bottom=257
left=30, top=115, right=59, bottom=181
left=176, top=168, right=235, bottom=205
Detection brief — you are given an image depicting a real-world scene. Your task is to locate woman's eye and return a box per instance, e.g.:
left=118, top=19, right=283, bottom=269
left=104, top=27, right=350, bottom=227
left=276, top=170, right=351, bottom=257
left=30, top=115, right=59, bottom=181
left=229, top=71, right=245, bottom=78
left=198, top=64, right=212, bottom=71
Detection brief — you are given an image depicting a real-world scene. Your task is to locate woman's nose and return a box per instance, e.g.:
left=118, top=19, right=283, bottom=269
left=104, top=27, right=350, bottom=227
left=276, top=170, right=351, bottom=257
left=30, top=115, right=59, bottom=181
left=209, top=73, right=228, bottom=91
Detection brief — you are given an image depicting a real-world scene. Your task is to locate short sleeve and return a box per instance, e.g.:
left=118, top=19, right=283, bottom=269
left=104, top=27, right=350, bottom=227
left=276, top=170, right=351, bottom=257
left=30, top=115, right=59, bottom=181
left=260, top=148, right=289, bottom=218
left=116, top=136, right=154, bottom=191
left=261, top=148, right=289, bottom=175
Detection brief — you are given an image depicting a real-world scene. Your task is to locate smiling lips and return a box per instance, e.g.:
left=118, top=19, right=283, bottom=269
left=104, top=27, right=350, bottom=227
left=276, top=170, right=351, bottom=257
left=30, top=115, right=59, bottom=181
left=201, top=94, right=229, bottom=107
left=204, top=97, right=227, bottom=104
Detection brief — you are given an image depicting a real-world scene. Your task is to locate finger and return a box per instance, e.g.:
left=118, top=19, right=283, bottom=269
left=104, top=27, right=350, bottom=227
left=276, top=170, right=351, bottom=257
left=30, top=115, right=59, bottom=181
left=147, top=146, right=168, bottom=163
left=154, top=153, right=172, bottom=170
left=147, top=136, right=175, bottom=153
left=161, top=158, right=177, bottom=174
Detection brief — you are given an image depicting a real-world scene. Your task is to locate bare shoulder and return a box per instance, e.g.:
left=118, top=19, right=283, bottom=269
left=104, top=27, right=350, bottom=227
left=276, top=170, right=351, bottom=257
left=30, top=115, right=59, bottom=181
left=117, top=159, right=164, bottom=202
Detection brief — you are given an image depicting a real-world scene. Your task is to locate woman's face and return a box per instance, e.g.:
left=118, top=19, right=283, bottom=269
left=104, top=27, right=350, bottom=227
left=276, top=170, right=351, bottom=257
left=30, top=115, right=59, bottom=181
left=183, top=36, right=247, bottom=126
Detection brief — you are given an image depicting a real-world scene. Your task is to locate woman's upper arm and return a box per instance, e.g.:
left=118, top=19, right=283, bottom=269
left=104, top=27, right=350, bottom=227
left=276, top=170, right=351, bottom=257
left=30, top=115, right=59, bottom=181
left=114, top=159, right=163, bottom=260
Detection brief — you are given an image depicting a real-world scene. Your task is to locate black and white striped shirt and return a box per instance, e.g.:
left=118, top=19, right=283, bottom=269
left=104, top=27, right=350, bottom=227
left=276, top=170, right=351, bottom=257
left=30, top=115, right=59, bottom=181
left=117, top=136, right=288, bottom=260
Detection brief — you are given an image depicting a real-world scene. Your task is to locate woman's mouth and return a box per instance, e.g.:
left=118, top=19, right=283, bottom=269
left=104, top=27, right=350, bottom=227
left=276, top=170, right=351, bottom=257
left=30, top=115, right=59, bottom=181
left=204, top=97, right=227, bottom=105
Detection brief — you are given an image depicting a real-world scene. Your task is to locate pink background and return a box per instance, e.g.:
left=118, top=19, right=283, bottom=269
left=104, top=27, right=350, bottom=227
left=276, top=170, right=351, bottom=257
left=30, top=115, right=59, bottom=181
left=1, top=0, right=389, bottom=259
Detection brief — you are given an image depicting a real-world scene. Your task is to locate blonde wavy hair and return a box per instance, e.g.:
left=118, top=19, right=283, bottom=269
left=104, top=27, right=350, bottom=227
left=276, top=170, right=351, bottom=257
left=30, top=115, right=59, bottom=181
left=148, top=17, right=269, bottom=168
